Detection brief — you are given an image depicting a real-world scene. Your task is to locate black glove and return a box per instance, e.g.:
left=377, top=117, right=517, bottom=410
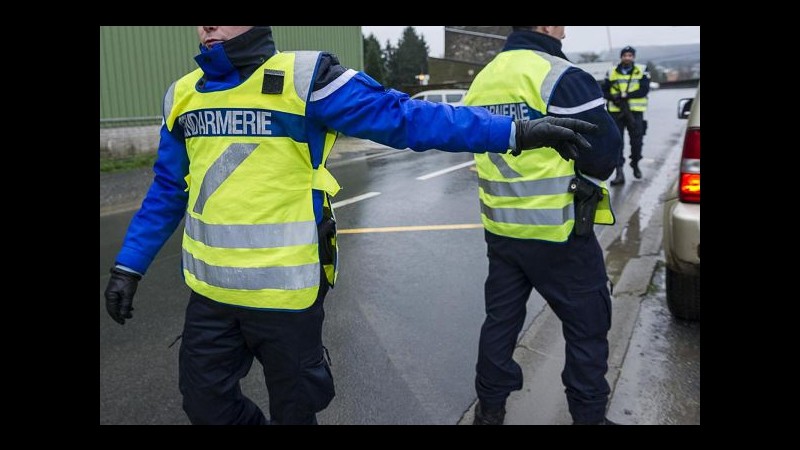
left=513, top=117, right=597, bottom=160
left=611, top=94, right=621, bottom=106
left=105, top=267, right=142, bottom=325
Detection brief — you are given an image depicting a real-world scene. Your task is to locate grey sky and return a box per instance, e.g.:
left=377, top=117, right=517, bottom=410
left=362, top=26, right=700, bottom=57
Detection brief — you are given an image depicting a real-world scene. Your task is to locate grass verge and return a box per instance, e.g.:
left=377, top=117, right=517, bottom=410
left=100, top=153, right=157, bottom=173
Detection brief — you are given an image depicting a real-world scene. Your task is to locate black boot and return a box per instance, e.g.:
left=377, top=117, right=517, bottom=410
left=609, top=165, right=625, bottom=185
left=472, top=401, right=506, bottom=425
left=631, top=161, right=642, bottom=179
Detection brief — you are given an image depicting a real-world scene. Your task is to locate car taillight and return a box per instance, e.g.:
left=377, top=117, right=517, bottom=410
left=679, top=127, right=700, bottom=203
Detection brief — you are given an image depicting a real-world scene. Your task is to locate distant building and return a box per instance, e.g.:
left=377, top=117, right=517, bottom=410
left=432, top=27, right=614, bottom=87
left=416, top=26, right=509, bottom=91
left=425, top=57, right=484, bottom=88
left=444, top=26, right=510, bottom=64
left=435, top=27, right=618, bottom=86
left=427, top=28, right=698, bottom=89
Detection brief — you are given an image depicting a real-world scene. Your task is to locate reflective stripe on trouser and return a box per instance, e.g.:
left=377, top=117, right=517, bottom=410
left=178, top=275, right=333, bottom=425
left=476, top=229, right=611, bottom=424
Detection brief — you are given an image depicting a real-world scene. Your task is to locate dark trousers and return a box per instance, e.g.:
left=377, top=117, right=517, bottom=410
left=178, top=280, right=333, bottom=425
left=475, top=230, right=612, bottom=423
left=612, top=110, right=644, bottom=166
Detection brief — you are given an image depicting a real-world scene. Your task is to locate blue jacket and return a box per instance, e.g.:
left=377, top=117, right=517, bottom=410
left=503, top=30, right=622, bottom=181
left=116, top=27, right=514, bottom=275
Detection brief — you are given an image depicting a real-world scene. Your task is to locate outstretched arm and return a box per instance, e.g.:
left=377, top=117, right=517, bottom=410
left=306, top=54, right=512, bottom=153
left=307, top=54, right=597, bottom=161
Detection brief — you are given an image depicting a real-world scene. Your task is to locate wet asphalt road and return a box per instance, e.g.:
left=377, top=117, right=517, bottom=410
left=99, top=86, right=699, bottom=425
left=607, top=263, right=701, bottom=425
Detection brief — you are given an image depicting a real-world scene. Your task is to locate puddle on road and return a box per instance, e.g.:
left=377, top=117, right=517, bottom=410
left=605, top=207, right=642, bottom=285
left=603, top=125, right=684, bottom=285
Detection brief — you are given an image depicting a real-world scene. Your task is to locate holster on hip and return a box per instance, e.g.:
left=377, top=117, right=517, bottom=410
left=569, top=176, right=603, bottom=237
left=318, top=206, right=337, bottom=265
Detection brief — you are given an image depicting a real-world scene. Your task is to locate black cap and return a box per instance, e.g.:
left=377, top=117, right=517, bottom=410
left=620, top=46, right=636, bottom=57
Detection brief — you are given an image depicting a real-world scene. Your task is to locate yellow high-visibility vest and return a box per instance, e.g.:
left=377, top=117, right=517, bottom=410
left=607, top=64, right=648, bottom=112
left=465, top=49, right=614, bottom=242
left=165, top=51, right=340, bottom=310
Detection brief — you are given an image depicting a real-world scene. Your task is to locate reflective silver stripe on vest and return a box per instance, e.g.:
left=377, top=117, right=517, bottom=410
left=533, top=51, right=574, bottom=106
left=163, top=81, right=176, bottom=122
left=310, top=69, right=357, bottom=102
left=182, top=251, right=320, bottom=290
left=488, top=153, right=523, bottom=178
left=479, top=175, right=573, bottom=197
left=548, top=97, right=605, bottom=115
left=481, top=202, right=574, bottom=225
left=185, top=214, right=318, bottom=249
left=193, top=143, right=258, bottom=214
left=289, top=51, right=321, bottom=102
left=580, top=173, right=604, bottom=186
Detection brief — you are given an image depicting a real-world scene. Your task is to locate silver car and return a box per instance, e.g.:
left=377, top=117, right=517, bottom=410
left=662, top=83, right=700, bottom=320
left=410, top=89, right=466, bottom=106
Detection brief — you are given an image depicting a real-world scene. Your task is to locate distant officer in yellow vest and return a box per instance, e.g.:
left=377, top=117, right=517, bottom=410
left=603, top=46, right=651, bottom=185
left=102, top=26, right=598, bottom=425
left=464, top=26, right=622, bottom=425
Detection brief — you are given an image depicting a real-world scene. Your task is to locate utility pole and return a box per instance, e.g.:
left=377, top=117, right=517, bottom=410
left=606, top=26, right=613, bottom=57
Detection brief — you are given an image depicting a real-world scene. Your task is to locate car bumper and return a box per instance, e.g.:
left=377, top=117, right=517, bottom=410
left=662, top=198, right=700, bottom=276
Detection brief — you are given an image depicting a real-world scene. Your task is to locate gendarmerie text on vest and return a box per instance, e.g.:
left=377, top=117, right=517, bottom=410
left=178, top=109, right=273, bottom=138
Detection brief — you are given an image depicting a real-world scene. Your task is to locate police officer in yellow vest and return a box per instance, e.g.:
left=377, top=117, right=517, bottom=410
left=603, top=45, right=651, bottom=185
left=464, top=26, right=623, bottom=425
left=102, top=26, right=599, bottom=425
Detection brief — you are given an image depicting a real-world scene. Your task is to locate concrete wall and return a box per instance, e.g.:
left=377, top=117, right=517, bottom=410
left=100, top=125, right=161, bottom=159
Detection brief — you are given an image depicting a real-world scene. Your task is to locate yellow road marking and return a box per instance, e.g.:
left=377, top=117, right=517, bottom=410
left=338, top=223, right=483, bottom=234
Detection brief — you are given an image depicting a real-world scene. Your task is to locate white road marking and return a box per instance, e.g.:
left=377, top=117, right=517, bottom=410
left=331, top=191, right=381, bottom=208
left=416, top=160, right=476, bottom=180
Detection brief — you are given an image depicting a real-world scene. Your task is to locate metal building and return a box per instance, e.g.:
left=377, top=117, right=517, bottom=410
left=100, top=26, right=363, bottom=127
